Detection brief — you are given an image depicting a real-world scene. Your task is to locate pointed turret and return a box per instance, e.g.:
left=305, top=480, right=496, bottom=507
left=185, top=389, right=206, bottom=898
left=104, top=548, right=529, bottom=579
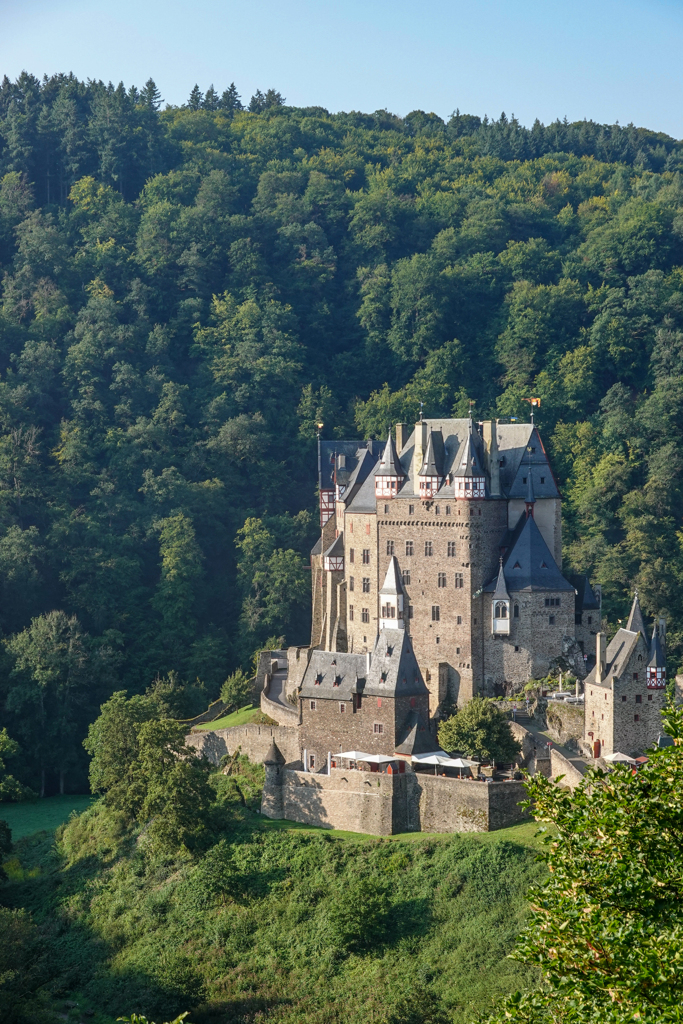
left=375, top=431, right=405, bottom=498
left=379, top=556, right=405, bottom=629
left=626, top=591, right=647, bottom=638
left=454, top=425, right=486, bottom=499
left=647, top=623, right=666, bottom=690
left=417, top=431, right=443, bottom=499
left=492, top=558, right=511, bottom=634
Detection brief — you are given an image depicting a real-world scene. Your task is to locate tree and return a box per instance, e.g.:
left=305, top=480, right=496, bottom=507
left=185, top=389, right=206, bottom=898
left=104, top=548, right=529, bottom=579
left=219, top=668, right=252, bottom=710
left=187, top=85, right=203, bottom=111
left=438, top=698, right=521, bottom=763
left=0, top=728, right=33, bottom=801
left=481, top=702, right=683, bottom=1024
left=84, top=689, right=159, bottom=806
left=219, top=83, right=242, bottom=114
left=5, top=612, right=118, bottom=794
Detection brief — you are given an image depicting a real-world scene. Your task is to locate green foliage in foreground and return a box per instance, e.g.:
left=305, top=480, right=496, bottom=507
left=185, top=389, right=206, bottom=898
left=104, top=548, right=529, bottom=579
left=0, top=776, right=543, bottom=1024
left=481, top=703, right=683, bottom=1024
left=439, top=698, right=522, bottom=763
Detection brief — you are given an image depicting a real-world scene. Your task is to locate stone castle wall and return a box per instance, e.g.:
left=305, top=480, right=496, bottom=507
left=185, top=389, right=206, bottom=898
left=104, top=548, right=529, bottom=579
left=545, top=700, right=586, bottom=752
left=265, top=767, right=531, bottom=836
left=186, top=723, right=301, bottom=766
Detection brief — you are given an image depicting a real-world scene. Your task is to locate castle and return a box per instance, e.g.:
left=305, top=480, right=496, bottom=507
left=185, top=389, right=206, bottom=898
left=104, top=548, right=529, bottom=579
left=311, top=417, right=599, bottom=713
left=187, top=415, right=670, bottom=832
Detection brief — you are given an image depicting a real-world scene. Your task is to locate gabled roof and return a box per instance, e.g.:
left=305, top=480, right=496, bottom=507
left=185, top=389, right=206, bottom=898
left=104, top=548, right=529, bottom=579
left=376, top=432, right=404, bottom=477
left=324, top=533, right=344, bottom=558
left=483, top=513, right=574, bottom=593
left=300, top=650, right=367, bottom=701
left=626, top=593, right=648, bottom=639
left=502, top=426, right=560, bottom=500
left=648, top=627, right=665, bottom=669
left=363, top=628, right=428, bottom=698
left=419, top=431, right=442, bottom=477
left=318, top=440, right=383, bottom=491
left=380, top=556, right=404, bottom=596
left=584, top=628, right=645, bottom=687
left=311, top=536, right=323, bottom=556
left=345, top=464, right=379, bottom=513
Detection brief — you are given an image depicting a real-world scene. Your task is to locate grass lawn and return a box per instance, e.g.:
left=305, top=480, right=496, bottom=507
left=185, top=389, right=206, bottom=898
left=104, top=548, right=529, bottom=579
left=0, top=795, right=95, bottom=840
left=194, top=703, right=272, bottom=730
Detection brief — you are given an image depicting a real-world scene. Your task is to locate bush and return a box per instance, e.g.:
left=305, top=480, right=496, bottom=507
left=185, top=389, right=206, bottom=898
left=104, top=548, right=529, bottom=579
left=328, top=876, right=390, bottom=951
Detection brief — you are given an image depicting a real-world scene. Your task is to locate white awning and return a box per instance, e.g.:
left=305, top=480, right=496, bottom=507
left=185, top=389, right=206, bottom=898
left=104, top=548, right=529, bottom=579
left=337, top=750, right=372, bottom=760
left=603, top=751, right=637, bottom=764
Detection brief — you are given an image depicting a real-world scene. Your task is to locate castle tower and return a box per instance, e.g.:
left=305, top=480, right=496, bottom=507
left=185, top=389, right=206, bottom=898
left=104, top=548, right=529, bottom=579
left=379, top=556, right=405, bottom=629
left=375, top=432, right=405, bottom=499
left=418, top=432, right=442, bottom=499
left=454, top=424, right=486, bottom=499
left=626, top=591, right=648, bottom=639
left=261, top=740, right=285, bottom=819
left=491, top=559, right=511, bottom=635
left=647, top=622, right=666, bottom=690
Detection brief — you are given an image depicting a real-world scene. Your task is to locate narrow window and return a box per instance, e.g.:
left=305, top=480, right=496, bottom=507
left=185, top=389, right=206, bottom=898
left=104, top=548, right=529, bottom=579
left=310, top=700, right=317, bottom=710
left=362, top=577, right=370, bottom=593
left=408, top=605, right=414, bottom=618
left=457, top=615, right=462, bottom=625
left=425, top=541, right=433, bottom=556
left=349, top=605, right=354, bottom=621
left=405, top=540, right=414, bottom=556
left=514, top=604, right=519, bottom=618
left=362, top=549, right=370, bottom=564
left=633, top=673, right=638, bottom=681
left=402, top=569, right=411, bottom=585
left=447, top=541, right=456, bottom=556
left=309, top=754, right=315, bottom=768
left=621, top=695, right=627, bottom=702
left=361, top=608, right=370, bottom=623
left=373, top=723, right=384, bottom=734
left=635, top=694, right=642, bottom=703
left=432, top=606, right=440, bottom=621
left=349, top=548, right=355, bottom=564
left=523, top=476, right=527, bottom=484
left=648, top=694, right=653, bottom=701
left=445, top=505, right=451, bottom=514
left=587, top=616, right=592, bottom=625
left=384, top=504, right=389, bottom=514
left=409, top=504, right=414, bottom=514
left=438, top=572, right=447, bottom=587
left=386, top=540, right=394, bottom=555
left=545, top=598, right=550, bottom=607
left=455, top=572, right=463, bottom=589
left=339, top=703, right=346, bottom=713
left=349, top=576, right=354, bottom=591
left=540, top=476, right=545, bottom=484
left=634, top=714, right=640, bottom=722
left=435, top=505, right=440, bottom=515
left=549, top=615, right=555, bottom=625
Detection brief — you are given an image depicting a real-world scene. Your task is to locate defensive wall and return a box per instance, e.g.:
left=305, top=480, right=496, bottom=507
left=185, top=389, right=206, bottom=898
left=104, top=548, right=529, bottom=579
left=186, top=723, right=301, bottom=766
left=262, top=766, right=530, bottom=836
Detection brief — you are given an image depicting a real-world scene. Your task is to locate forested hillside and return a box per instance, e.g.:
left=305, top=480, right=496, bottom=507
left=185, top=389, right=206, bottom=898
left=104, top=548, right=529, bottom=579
left=1, top=71, right=683, bottom=792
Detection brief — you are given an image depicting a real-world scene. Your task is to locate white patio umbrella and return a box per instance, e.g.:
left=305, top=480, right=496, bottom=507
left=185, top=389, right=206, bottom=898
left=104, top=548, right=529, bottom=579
left=412, top=753, right=459, bottom=775
left=337, top=750, right=372, bottom=760
left=360, top=753, right=396, bottom=764
left=448, top=756, right=478, bottom=778
left=603, top=751, right=637, bottom=765
left=411, top=750, right=449, bottom=761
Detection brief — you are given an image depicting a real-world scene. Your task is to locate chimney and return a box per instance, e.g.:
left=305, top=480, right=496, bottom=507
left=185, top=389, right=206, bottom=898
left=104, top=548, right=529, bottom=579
left=395, top=423, right=409, bottom=453
left=366, top=650, right=371, bottom=675
left=413, top=420, right=428, bottom=480
left=482, top=420, right=501, bottom=497
left=596, top=632, right=606, bottom=683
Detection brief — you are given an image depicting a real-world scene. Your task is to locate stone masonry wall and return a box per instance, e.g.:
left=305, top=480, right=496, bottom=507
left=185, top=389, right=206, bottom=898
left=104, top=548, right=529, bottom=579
left=345, top=511, right=380, bottom=655
left=186, top=723, right=301, bottom=766
left=281, top=768, right=396, bottom=834
left=482, top=589, right=574, bottom=693
left=545, top=700, right=586, bottom=751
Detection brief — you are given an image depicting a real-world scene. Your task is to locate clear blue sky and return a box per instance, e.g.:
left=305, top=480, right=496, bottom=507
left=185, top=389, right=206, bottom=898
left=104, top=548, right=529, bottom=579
left=3, top=0, right=683, bottom=138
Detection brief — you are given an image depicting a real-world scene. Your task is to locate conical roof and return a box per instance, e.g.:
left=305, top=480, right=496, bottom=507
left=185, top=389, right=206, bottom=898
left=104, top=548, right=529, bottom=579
left=484, top=513, right=574, bottom=593
left=454, top=428, right=481, bottom=478
left=380, top=556, right=403, bottom=596
left=648, top=625, right=665, bottom=669
left=627, top=592, right=647, bottom=638
left=376, top=432, right=404, bottom=477
left=264, top=740, right=285, bottom=764
left=419, top=432, right=440, bottom=477
left=492, top=558, right=510, bottom=601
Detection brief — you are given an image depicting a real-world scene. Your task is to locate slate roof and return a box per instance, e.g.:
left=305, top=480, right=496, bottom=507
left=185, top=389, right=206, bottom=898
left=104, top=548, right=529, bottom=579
left=567, top=574, right=601, bottom=613
left=626, top=593, right=648, bottom=639
left=419, top=431, right=444, bottom=477
left=300, top=650, right=367, bottom=701
left=648, top=627, right=665, bottom=669
left=584, top=628, right=643, bottom=687
left=483, top=513, right=574, bottom=594
left=323, top=533, right=344, bottom=558
left=264, top=740, right=285, bottom=764
left=345, top=464, right=378, bottom=512
left=395, top=711, right=434, bottom=755
left=492, top=560, right=510, bottom=601
left=380, top=556, right=404, bottom=596
left=363, top=628, right=429, bottom=698
left=376, top=433, right=404, bottom=477
left=453, top=426, right=483, bottom=478
left=311, top=536, right=323, bottom=556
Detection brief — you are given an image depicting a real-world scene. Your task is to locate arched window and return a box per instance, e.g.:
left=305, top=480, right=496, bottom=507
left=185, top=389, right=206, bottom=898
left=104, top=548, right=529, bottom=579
left=514, top=604, right=519, bottom=618
left=494, top=601, right=508, bottom=619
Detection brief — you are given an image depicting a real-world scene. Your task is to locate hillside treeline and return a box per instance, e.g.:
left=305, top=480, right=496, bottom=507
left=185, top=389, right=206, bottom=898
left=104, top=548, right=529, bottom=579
left=0, top=71, right=682, bottom=791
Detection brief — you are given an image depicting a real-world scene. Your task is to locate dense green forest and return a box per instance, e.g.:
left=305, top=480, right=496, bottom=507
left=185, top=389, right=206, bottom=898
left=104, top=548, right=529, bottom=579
left=0, top=71, right=683, bottom=792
